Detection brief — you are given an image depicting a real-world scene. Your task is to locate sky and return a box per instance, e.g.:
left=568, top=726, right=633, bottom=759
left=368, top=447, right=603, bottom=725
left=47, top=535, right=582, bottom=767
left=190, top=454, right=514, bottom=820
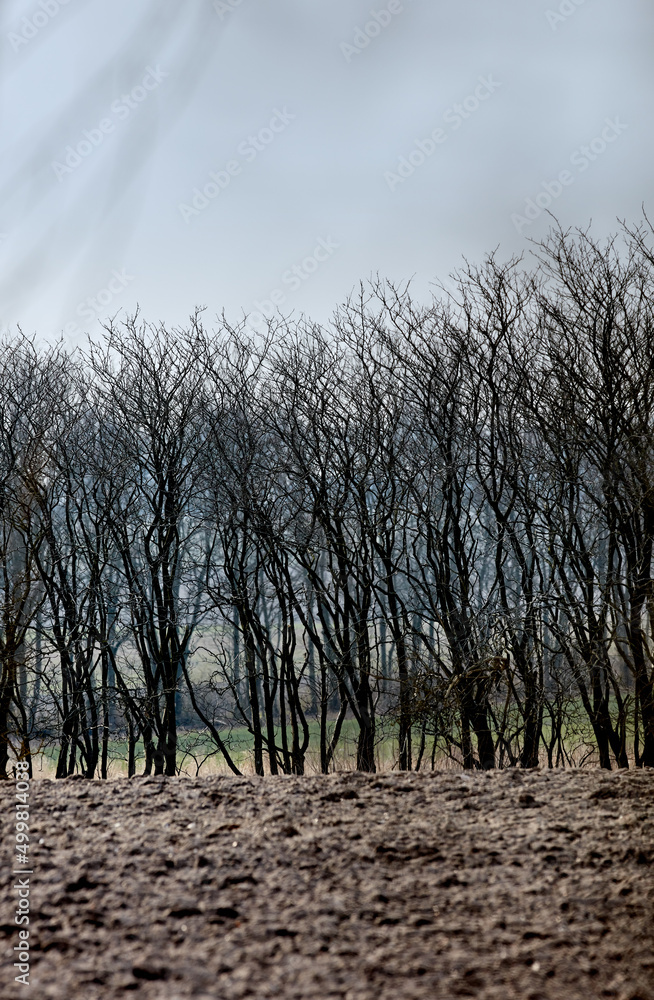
left=1, top=0, right=652, bottom=344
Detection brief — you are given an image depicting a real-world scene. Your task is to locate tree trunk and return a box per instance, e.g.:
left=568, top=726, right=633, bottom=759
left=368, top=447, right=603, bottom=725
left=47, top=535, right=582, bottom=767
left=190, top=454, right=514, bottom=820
left=356, top=671, right=376, bottom=772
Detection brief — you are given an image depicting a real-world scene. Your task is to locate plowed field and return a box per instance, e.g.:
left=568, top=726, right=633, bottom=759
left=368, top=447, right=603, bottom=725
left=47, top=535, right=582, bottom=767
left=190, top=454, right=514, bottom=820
left=1, top=767, right=653, bottom=999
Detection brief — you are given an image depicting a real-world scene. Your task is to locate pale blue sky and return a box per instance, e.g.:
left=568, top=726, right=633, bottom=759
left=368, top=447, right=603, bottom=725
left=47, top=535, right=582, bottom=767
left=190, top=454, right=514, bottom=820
left=1, top=0, right=652, bottom=342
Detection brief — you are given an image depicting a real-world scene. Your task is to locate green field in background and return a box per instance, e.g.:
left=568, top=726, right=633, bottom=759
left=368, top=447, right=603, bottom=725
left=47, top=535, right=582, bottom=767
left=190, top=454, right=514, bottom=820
left=25, top=701, right=639, bottom=778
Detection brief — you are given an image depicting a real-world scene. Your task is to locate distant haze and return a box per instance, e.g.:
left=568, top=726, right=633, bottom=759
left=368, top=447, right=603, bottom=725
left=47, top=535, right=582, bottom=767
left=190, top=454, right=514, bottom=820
left=1, top=0, right=652, bottom=342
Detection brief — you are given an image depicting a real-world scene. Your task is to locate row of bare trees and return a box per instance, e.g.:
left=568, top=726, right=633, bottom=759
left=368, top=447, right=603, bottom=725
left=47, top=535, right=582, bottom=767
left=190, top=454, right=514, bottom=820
left=1, top=222, right=653, bottom=777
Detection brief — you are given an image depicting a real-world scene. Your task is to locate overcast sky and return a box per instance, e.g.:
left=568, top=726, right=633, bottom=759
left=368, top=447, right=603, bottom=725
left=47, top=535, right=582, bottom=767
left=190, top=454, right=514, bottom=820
left=1, top=0, right=652, bottom=343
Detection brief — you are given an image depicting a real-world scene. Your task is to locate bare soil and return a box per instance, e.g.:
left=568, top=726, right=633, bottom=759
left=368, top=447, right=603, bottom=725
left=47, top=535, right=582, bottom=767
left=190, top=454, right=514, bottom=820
left=1, top=768, right=653, bottom=1000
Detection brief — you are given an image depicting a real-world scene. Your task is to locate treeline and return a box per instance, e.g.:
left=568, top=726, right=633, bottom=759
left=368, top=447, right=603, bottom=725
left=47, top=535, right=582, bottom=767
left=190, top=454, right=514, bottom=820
left=1, top=222, right=654, bottom=778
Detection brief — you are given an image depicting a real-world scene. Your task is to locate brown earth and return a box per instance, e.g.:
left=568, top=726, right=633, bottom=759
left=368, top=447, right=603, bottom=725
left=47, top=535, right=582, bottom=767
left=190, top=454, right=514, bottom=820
left=1, top=767, right=653, bottom=1000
